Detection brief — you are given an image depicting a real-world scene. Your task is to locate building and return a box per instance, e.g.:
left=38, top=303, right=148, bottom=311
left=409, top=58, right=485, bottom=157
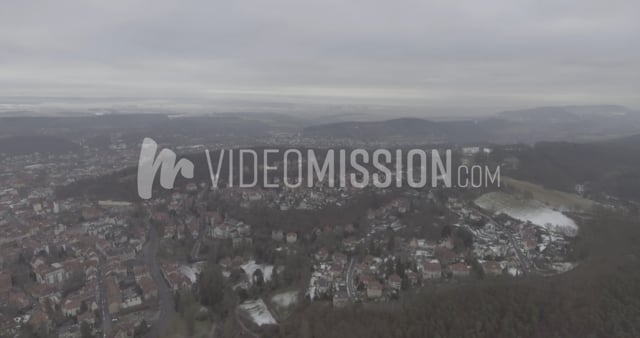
left=286, top=232, right=298, bottom=244
left=161, top=264, right=192, bottom=291
left=405, top=270, right=418, bottom=285
left=387, top=274, right=402, bottom=290
left=27, top=307, right=51, bottom=334
left=419, top=260, right=442, bottom=280
left=61, top=299, right=81, bottom=317
left=105, top=276, right=121, bottom=315
left=315, top=248, right=329, bottom=261
left=271, top=230, right=285, bottom=241
left=120, top=287, right=142, bottom=309
left=212, top=224, right=230, bottom=239
left=450, top=263, right=471, bottom=277
left=366, top=281, right=383, bottom=299
left=77, top=311, right=95, bottom=326
left=203, top=211, right=223, bottom=227
left=482, top=261, right=503, bottom=275
left=34, top=262, right=69, bottom=284
left=138, top=276, right=158, bottom=301
left=333, top=253, right=348, bottom=266
left=332, top=288, right=349, bottom=307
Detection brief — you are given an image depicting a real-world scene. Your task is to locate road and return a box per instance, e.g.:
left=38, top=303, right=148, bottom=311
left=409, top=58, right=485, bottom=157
left=189, top=190, right=209, bottom=262
left=208, top=323, right=217, bottom=338
left=97, top=254, right=111, bottom=337
left=144, top=222, right=175, bottom=338
left=346, top=257, right=357, bottom=300
left=476, top=210, right=533, bottom=274
left=506, top=225, right=534, bottom=273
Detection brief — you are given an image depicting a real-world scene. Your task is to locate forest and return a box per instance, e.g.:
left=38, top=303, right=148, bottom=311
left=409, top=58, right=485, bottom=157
left=488, top=137, right=640, bottom=202
left=261, top=208, right=640, bottom=338
left=183, top=205, right=640, bottom=338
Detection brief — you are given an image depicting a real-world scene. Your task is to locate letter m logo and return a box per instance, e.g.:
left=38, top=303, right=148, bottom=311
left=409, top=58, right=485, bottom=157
left=137, top=138, right=194, bottom=199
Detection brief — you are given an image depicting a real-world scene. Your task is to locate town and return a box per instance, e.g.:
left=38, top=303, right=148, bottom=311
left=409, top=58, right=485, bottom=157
left=0, top=135, right=585, bottom=338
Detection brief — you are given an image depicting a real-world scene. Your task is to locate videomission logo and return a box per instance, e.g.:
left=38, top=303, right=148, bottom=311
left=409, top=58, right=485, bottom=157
left=137, top=138, right=194, bottom=199
left=137, top=138, right=500, bottom=199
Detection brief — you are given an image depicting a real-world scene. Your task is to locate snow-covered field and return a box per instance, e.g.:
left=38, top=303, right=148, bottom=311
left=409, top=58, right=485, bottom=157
left=238, top=299, right=277, bottom=326
left=271, top=291, right=299, bottom=308
left=475, top=192, right=578, bottom=236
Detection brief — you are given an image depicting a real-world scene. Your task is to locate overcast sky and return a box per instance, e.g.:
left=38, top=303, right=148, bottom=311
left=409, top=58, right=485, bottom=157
left=0, top=0, right=638, bottom=115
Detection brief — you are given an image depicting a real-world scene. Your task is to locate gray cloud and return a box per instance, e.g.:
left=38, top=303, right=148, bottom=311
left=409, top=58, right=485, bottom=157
left=0, top=0, right=638, bottom=115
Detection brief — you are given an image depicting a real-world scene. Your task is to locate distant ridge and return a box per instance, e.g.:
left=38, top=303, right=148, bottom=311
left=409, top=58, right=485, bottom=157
left=497, top=105, right=637, bottom=123
left=303, top=105, right=640, bottom=144
left=305, top=118, right=441, bottom=138
left=0, top=135, right=80, bottom=156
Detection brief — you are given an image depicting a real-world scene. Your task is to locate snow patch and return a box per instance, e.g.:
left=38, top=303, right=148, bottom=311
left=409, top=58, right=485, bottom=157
left=179, top=262, right=206, bottom=283
left=238, top=299, right=277, bottom=326
left=551, top=262, right=577, bottom=273
left=271, top=291, right=299, bottom=308
left=240, top=260, right=274, bottom=285
left=475, top=192, right=578, bottom=236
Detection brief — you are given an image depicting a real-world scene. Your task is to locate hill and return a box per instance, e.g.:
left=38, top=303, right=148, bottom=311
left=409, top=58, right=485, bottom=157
left=303, top=105, right=640, bottom=144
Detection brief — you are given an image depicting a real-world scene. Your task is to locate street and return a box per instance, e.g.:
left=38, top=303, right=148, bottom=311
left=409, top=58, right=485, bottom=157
left=346, top=257, right=357, bottom=300
left=477, top=210, right=534, bottom=274
left=144, top=222, right=175, bottom=338
left=97, top=254, right=111, bottom=337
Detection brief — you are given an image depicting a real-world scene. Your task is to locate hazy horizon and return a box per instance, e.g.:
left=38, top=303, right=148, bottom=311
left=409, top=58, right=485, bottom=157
left=0, top=96, right=637, bottom=120
left=1, top=0, right=639, bottom=116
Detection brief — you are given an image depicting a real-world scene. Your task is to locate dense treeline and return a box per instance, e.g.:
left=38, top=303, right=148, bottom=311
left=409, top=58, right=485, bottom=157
left=489, top=138, right=640, bottom=201
left=263, top=209, right=640, bottom=338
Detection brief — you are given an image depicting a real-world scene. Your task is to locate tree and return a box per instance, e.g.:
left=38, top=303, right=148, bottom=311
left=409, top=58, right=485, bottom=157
left=441, top=224, right=453, bottom=238
left=186, top=310, right=196, bottom=337
left=454, top=228, right=473, bottom=248
left=62, top=271, right=86, bottom=297
left=283, top=254, right=310, bottom=285
left=299, top=318, right=312, bottom=338
left=270, top=265, right=280, bottom=290
left=134, top=320, right=150, bottom=337
left=198, top=264, right=225, bottom=308
left=253, top=268, right=264, bottom=287
left=80, top=322, right=92, bottom=338
left=174, top=291, right=181, bottom=312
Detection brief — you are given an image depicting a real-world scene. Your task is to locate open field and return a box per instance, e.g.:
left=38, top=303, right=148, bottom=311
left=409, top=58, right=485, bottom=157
left=502, top=176, right=595, bottom=211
